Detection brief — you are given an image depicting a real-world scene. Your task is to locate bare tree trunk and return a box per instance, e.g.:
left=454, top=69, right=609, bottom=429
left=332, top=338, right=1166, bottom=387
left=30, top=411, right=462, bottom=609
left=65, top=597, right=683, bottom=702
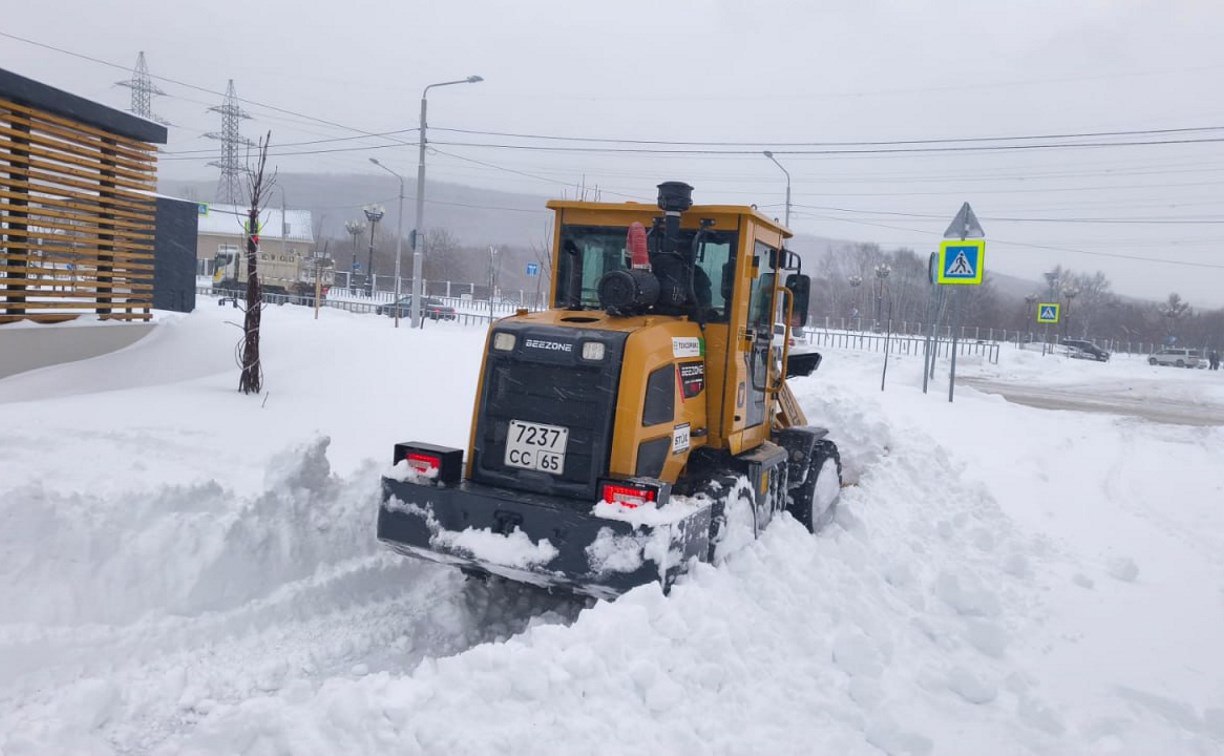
left=239, top=133, right=275, bottom=395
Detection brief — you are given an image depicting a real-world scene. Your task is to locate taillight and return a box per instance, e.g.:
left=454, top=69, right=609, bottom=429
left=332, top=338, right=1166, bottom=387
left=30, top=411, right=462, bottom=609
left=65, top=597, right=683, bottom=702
left=601, top=482, right=657, bottom=509
left=392, top=442, right=463, bottom=484
left=406, top=452, right=441, bottom=477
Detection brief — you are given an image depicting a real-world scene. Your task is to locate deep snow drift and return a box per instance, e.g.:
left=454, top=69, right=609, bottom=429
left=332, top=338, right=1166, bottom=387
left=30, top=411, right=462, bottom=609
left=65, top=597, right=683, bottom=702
left=2, top=303, right=1222, bottom=754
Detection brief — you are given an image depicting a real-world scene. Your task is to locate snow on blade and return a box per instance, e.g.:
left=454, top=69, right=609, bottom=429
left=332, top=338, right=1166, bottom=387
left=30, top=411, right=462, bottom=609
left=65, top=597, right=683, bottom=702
left=432, top=526, right=560, bottom=568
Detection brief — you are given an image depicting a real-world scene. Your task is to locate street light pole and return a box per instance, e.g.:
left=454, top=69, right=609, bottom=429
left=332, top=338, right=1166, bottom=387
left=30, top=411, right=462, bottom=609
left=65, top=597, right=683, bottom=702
left=1062, top=286, right=1079, bottom=341
left=412, top=75, right=484, bottom=329
left=362, top=204, right=385, bottom=298
left=873, top=262, right=891, bottom=332
left=848, top=274, right=863, bottom=331
left=370, top=158, right=405, bottom=327
left=343, top=220, right=365, bottom=292
left=763, top=150, right=791, bottom=228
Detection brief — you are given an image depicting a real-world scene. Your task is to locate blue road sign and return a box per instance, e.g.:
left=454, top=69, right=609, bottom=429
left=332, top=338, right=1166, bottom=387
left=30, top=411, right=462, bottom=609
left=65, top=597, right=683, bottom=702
left=937, top=239, right=985, bottom=285
left=526, top=262, right=540, bottom=277
left=1037, top=302, right=1061, bottom=324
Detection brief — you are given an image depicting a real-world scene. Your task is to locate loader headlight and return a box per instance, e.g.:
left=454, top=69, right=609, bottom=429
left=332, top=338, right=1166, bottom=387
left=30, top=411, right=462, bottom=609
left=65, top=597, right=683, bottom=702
left=581, top=341, right=605, bottom=361
left=493, top=332, right=516, bottom=351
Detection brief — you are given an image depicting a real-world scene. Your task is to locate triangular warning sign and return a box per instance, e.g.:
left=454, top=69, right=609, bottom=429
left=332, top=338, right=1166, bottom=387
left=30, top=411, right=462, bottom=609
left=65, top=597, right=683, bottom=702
left=943, top=202, right=985, bottom=239
left=946, top=250, right=974, bottom=276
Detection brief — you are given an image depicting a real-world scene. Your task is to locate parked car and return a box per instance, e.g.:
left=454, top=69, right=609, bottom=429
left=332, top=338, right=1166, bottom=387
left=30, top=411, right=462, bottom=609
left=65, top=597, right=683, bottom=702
left=376, top=295, right=457, bottom=321
left=1061, top=339, right=1110, bottom=362
left=1148, top=347, right=1201, bottom=368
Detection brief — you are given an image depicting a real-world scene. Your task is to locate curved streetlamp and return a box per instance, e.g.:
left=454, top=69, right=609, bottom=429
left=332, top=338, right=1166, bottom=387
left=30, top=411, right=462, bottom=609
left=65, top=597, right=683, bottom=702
left=762, top=150, right=791, bottom=228
left=411, top=75, right=484, bottom=327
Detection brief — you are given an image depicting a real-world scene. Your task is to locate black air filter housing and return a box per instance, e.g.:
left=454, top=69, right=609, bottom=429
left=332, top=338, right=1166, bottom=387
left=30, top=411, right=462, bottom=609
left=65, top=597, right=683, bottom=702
left=598, top=268, right=659, bottom=315
left=657, top=182, right=693, bottom=213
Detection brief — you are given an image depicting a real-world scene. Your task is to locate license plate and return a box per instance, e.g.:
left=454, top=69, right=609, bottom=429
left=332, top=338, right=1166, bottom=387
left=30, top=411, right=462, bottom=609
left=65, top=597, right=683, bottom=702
left=504, top=419, right=568, bottom=475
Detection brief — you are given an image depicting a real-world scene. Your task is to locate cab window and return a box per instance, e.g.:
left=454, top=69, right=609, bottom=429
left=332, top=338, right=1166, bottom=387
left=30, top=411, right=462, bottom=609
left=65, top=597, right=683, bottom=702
left=555, top=224, right=738, bottom=322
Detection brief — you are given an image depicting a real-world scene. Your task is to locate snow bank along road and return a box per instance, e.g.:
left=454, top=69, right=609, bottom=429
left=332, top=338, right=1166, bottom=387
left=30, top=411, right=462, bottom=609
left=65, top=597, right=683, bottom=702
left=2, top=302, right=1222, bottom=754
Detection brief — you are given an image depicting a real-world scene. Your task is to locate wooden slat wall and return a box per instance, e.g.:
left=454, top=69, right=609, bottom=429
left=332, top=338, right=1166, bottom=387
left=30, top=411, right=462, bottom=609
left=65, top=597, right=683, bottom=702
left=1, top=96, right=158, bottom=324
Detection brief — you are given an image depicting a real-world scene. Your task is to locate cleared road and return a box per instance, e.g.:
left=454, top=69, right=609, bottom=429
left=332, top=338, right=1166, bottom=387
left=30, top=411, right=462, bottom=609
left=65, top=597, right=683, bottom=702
left=960, top=377, right=1224, bottom=426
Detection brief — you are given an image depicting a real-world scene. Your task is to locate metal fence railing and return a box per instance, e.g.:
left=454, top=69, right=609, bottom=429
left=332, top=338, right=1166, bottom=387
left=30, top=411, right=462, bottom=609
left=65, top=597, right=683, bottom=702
left=197, top=288, right=1175, bottom=361
left=802, top=329, right=1000, bottom=364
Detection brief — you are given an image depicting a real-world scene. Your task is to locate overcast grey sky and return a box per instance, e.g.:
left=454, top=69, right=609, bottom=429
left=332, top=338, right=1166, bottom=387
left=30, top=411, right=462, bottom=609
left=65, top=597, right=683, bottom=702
left=4, top=0, right=1224, bottom=305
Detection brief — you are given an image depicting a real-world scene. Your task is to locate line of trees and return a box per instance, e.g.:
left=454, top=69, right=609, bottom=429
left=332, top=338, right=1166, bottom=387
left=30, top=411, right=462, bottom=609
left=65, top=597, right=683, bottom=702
left=809, top=243, right=1222, bottom=348
left=319, top=227, right=1222, bottom=349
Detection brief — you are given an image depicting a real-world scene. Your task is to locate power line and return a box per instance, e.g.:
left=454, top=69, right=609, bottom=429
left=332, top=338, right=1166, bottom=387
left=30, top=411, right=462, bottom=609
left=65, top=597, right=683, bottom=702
left=430, top=123, right=1224, bottom=148
left=789, top=211, right=1224, bottom=269
left=790, top=204, right=1224, bottom=225
left=161, top=127, right=419, bottom=156
left=0, top=30, right=417, bottom=150
left=204, top=79, right=254, bottom=204
left=427, top=136, right=1224, bottom=156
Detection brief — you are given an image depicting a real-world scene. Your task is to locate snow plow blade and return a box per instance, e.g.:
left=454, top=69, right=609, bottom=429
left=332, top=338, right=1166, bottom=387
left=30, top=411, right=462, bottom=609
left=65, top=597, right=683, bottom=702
left=378, top=476, right=712, bottom=600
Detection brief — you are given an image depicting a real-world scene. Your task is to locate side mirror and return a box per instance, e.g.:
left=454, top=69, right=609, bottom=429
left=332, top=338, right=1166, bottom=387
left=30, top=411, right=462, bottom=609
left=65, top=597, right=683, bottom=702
left=786, top=351, right=822, bottom=378
left=785, top=273, right=811, bottom=327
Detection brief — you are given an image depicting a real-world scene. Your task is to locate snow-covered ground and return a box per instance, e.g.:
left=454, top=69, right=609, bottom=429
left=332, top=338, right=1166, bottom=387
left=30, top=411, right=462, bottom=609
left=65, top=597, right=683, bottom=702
left=2, top=300, right=1222, bottom=754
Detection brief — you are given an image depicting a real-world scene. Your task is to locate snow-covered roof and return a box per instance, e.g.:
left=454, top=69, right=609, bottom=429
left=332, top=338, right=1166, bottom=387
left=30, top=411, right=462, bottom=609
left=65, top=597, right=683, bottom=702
left=196, top=203, right=314, bottom=243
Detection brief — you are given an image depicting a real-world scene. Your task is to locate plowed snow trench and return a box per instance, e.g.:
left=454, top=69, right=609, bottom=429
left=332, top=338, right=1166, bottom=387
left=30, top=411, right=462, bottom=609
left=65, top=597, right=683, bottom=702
left=0, top=438, right=586, bottom=752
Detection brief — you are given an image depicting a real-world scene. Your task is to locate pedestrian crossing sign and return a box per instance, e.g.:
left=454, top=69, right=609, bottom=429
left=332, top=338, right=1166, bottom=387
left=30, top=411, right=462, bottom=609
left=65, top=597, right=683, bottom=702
left=1037, top=302, right=1061, bottom=324
left=936, top=239, right=985, bottom=285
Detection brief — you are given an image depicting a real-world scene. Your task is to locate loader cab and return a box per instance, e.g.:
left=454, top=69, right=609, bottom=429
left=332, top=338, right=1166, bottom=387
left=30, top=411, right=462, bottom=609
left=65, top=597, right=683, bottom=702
left=546, top=192, right=810, bottom=457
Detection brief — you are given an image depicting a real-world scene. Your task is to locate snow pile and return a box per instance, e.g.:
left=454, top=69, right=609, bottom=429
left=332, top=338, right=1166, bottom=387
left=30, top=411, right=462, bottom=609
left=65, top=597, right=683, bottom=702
left=0, top=436, right=376, bottom=626
left=3, top=301, right=1224, bottom=754
left=162, top=389, right=1069, bottom=755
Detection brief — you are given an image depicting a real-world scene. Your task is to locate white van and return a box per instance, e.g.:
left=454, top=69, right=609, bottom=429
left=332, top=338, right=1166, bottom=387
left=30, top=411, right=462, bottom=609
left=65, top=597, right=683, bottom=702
left=1148, top=347, right=1202, bottom=368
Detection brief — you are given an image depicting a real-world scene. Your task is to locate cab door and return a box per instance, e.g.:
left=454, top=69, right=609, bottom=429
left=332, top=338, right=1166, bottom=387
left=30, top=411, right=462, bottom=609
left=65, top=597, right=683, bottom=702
left=743, top=240, right=778, bottom=429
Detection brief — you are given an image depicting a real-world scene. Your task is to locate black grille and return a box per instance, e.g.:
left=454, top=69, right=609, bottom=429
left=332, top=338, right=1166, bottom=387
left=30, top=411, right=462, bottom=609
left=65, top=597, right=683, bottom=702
left=471, top=325, right=625, bottom=501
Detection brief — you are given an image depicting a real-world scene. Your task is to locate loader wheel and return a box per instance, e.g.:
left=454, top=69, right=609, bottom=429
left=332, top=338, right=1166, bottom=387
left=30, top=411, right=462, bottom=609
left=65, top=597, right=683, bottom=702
left=787, top=440, right=841, bottom=533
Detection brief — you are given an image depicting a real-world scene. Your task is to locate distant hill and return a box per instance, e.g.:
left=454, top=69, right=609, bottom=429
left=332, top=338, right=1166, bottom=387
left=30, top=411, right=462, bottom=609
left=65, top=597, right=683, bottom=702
left=159, top=173, right=553, bottom=247
left=161, top=172, right=1060, bottom=301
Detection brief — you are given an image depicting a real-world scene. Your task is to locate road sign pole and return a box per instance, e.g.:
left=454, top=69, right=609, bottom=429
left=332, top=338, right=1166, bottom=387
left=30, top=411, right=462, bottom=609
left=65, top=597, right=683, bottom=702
left=949, top=287, right=961, bottom=402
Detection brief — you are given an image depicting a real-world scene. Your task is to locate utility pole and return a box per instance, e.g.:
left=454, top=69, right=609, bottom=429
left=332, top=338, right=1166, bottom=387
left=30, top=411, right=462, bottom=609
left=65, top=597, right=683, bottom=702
left=205, top=80, right=254, bottom=204
left=116, top=51, right=168, bottom=125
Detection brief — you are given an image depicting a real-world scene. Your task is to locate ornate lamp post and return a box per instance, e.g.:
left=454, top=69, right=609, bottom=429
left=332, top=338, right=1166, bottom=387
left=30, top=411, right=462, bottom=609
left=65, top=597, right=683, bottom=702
left=362, top=204, right=385, bottom=297
left=1062, top=286, right=1079, bottom=340
left=848, top=274, right=863, bottom=330
left=873, top=262, right=891, bottom=331
left=344, top=219, right=366, bottom=290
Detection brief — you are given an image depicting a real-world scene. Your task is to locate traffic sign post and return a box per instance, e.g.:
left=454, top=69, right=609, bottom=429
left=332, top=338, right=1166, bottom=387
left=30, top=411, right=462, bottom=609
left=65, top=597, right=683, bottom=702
left=937, top=239, right=985, bottom=285
left=940, top=202, right=985, bottom=404
left=1036, top=302, right=1060, bottom=356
